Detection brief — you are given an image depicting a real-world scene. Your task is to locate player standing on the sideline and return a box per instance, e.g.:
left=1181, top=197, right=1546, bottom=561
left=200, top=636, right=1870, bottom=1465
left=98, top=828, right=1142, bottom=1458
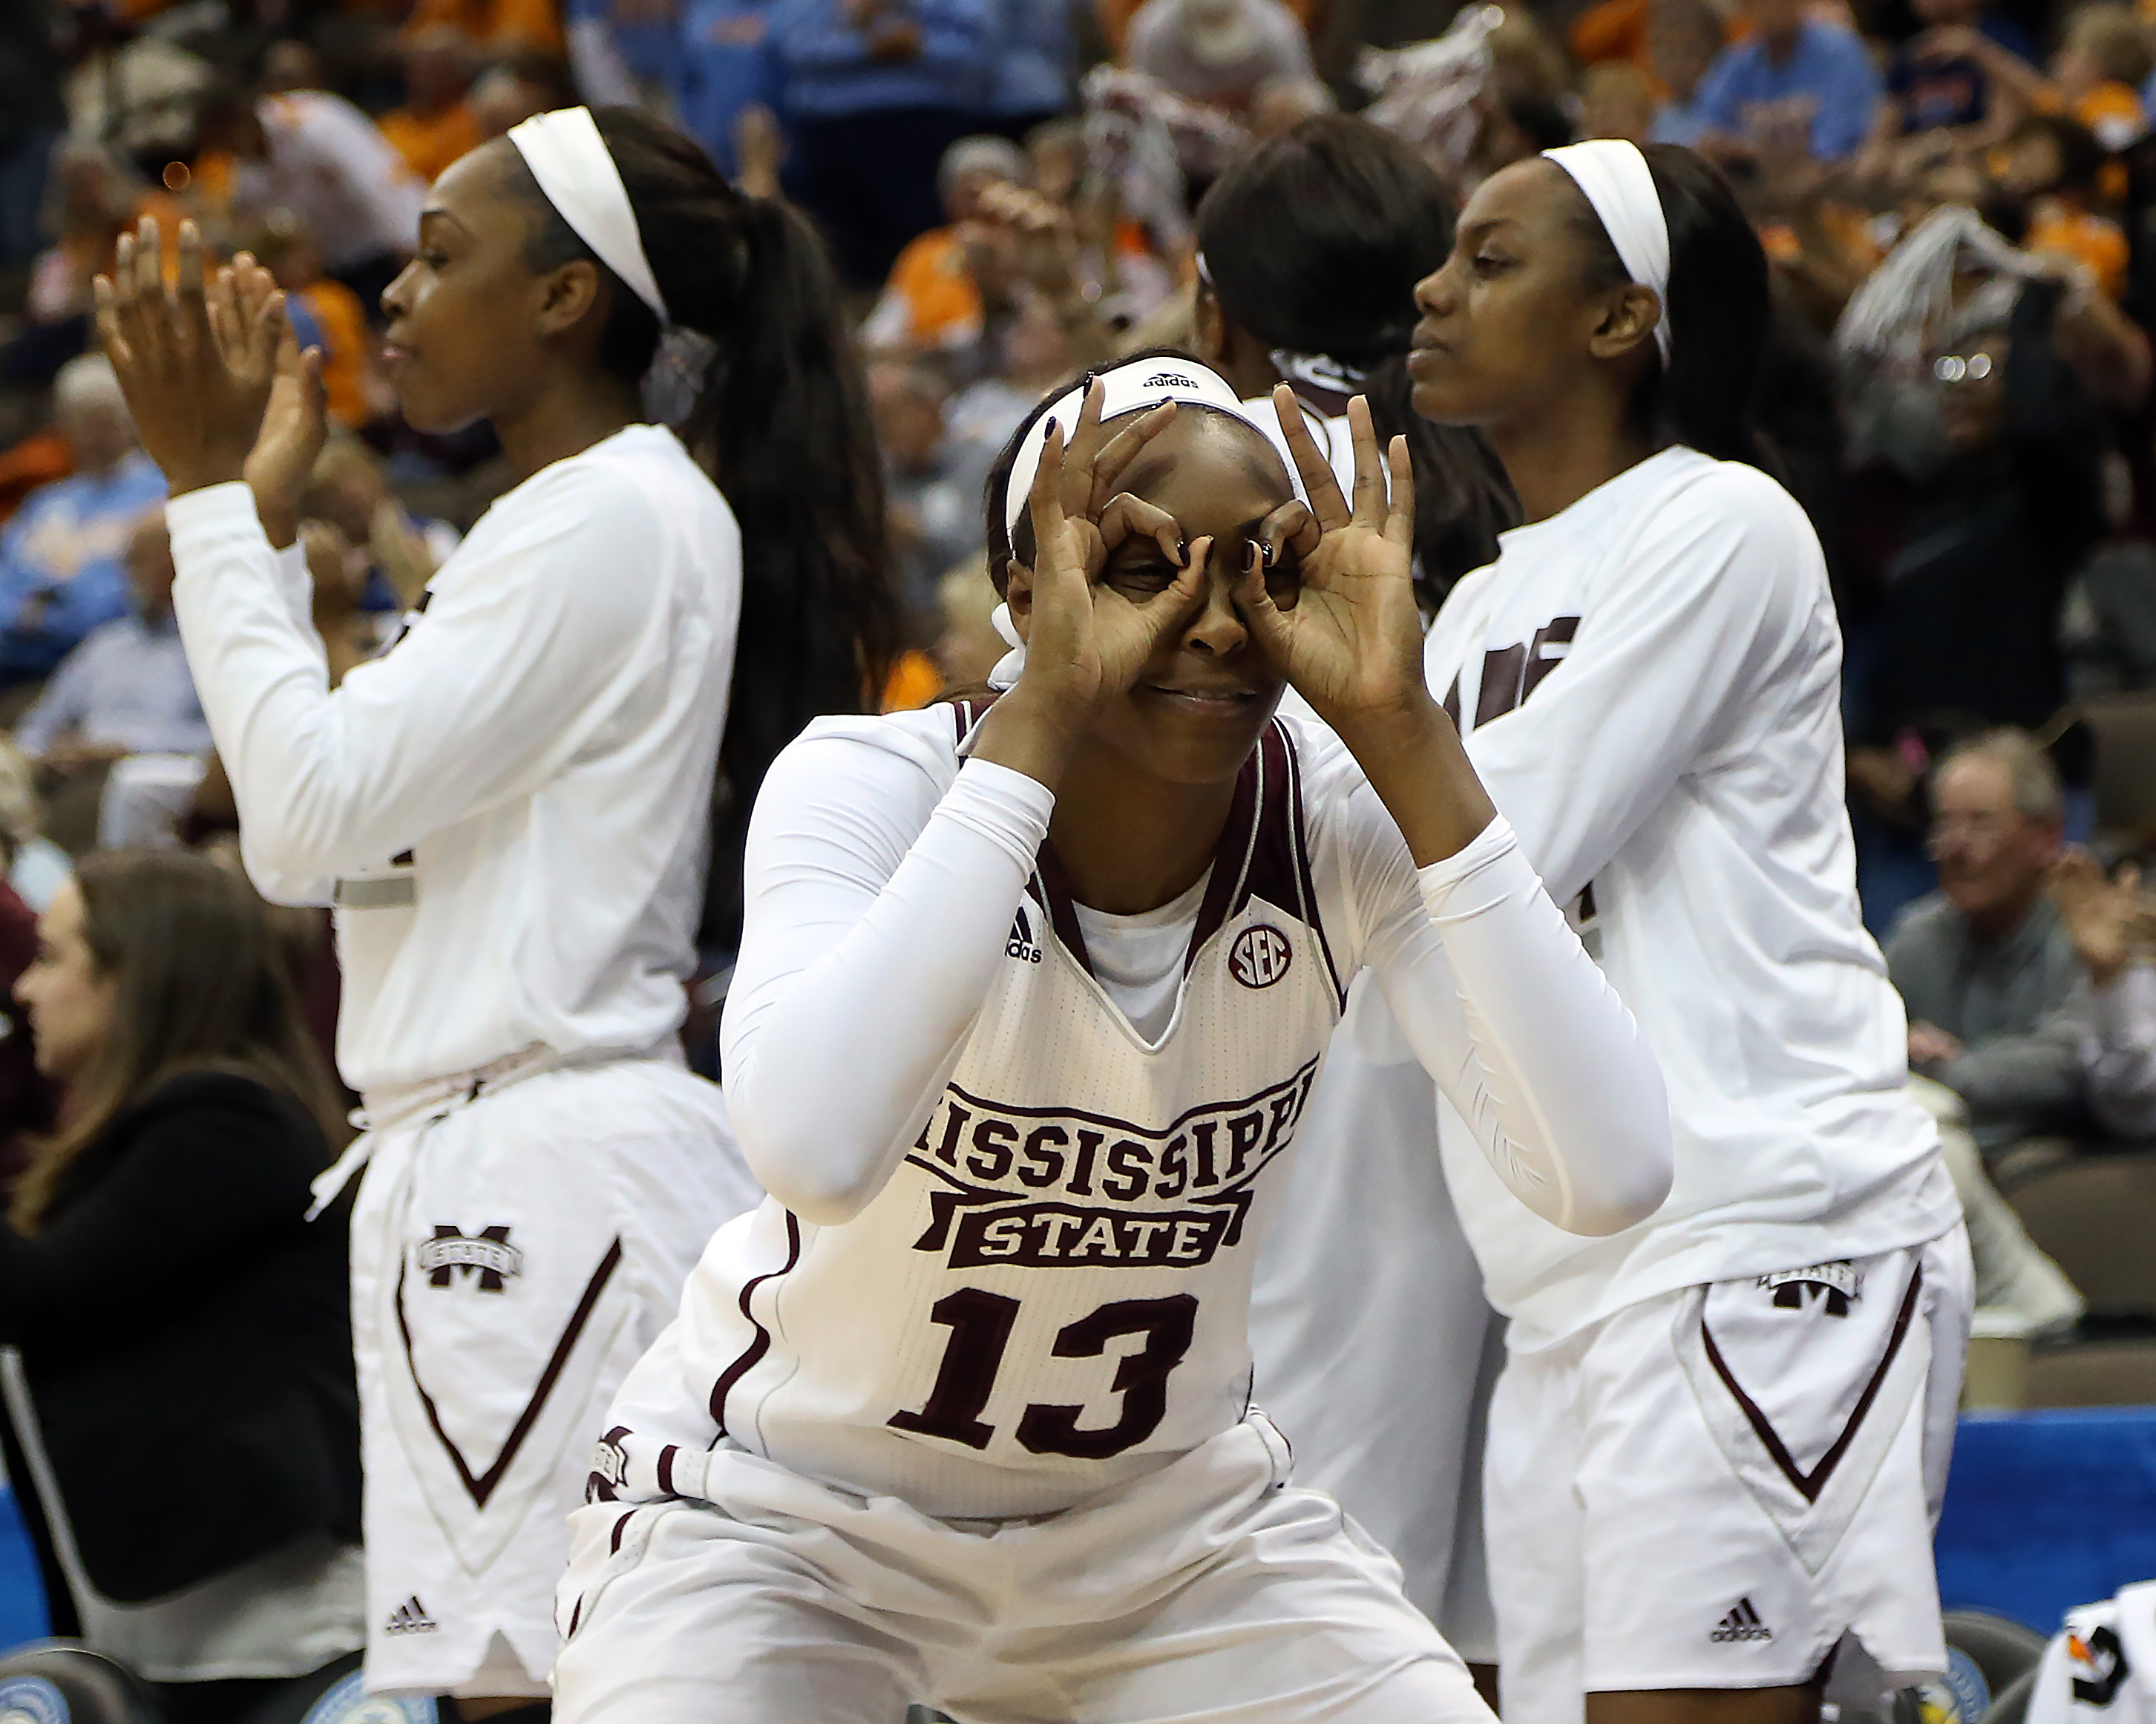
left=93, top=106, right=894, bottom=1714
left=549, top=355, right=1674, bottom=1723
left=1409, top=137, right=1969, bottom=1724
left=1192, top=114, right=1516, bottom=1666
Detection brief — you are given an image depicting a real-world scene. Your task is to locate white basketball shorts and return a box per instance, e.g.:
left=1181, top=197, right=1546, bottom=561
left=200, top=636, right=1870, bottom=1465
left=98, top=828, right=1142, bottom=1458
left=553, top=1412, right=1495, bottom=1724
left=1486, top=1229, right=1973, bottom=1724
left=348, top=1055, right=758, bottom=1697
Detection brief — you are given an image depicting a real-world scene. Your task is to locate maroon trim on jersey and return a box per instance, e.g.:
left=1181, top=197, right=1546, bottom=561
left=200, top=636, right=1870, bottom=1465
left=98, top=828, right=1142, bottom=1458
left=393, top=1237, right=624, bottom=1509
left=1032, top=845, right=1095, bottom=973
left=1020, top=720, right=1337, bottom=997
left=709, top=1210, right=805, bottom=1436
left=1700, top=1262, right=1924, bottom=1505
left=1184, top=725, right=1271, bottom=971
left=609, top=1510, right=635, bottom=1554
left=1279, top=727, right=1345, bottom=1006
left=656, top=1445, right=679, bottom=1495
left=566, top=1596, right=583, bottom=1639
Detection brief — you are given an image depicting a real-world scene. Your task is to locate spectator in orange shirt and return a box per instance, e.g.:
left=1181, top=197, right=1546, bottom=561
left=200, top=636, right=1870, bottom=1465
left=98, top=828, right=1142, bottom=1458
left=2047, top=3, right=2152, bottom=147
left=2000, top=112, right=2131, bottom=298
left=402, top=0, right=566, bottom=59
left=859, top=134, right=1028, bottom=353
left=377, top=27, right=485, bottom=183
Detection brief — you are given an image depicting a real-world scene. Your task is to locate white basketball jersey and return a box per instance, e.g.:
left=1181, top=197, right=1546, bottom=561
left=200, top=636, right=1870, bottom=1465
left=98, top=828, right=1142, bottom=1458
left=603, top=707, right=1360, bottom=1520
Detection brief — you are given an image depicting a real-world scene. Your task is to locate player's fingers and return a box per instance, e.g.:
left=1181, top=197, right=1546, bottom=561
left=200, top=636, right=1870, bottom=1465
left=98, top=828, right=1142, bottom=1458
left=1095, top=494, right=1183, bottom=571
left=131, top=215, right=167, bottom=326
left=1058, top=378, right=1107, bottom=520
left=234, top=252, right=272, bottom=323
left=1344, top=396, right=1388, bottom=531
left=113, top=229, right=163, bottom=369
left=1130, top=535, right=1209, bottom=648
left=175, top=220, right=214, bottom=359
left=1256, top=499, right=1319, bottom=572
left=91, top=276, right=134, bottom=372
left=1089, top=401, right=1176, bottom=514
left=300, top=344, right=329, bottom=425
left=1233, top=538, right=1294, bottom=664
left=1273, top=384, right=1350, bottom=531
left=1383, top=434, right=1415, bottom=552
left=1026, top=419, right=1073, bottom=582
left=206, top=262, right=243, bottom=361
left=250, top=288, right=288, bottom=377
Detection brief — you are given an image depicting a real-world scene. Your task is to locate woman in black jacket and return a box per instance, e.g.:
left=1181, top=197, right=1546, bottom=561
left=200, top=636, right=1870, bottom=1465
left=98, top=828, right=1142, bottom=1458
left=1, top=849, right=362, bottom=1724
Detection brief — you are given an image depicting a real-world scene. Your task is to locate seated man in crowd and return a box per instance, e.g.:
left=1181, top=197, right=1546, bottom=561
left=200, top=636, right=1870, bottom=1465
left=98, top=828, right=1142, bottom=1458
left=1893, top=730, right=2091, bottom=1148
left=0, top=356, right=165, bottom=692
left=1888, top=730, right=2154, bottom=1334
left=15, top=514, right=209, bottom=853
left=859, top=136, right=1030, bottom=357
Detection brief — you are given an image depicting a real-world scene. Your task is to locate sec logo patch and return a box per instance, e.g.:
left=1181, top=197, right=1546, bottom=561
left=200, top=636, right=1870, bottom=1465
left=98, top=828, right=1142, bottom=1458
left=1229, top=925, right=1293, bottom=989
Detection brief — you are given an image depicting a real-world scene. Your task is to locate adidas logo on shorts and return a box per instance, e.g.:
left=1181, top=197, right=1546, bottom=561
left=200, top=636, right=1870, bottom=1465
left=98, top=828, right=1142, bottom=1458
left=1710, top=1598, right=1773, bottom=1643
left=383, top=1595, right=439, bottom=1636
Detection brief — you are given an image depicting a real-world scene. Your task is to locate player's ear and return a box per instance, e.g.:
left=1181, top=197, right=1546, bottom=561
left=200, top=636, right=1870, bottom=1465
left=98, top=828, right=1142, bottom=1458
left=1003, top=561, right=1035, bottom=640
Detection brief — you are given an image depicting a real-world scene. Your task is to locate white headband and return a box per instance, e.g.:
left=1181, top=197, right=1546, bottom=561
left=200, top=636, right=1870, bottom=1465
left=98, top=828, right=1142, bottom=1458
left=508, top=106, right=668, bottom=321
left=1000, top=356, right=1279, bottom=537
left=1543, top=140, right=1671, bottom=364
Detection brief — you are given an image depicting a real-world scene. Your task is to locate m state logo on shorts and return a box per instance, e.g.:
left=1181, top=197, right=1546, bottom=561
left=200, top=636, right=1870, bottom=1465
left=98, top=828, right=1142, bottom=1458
left=1759, top=1261, right=1861, bottom=1317
left=1228, top=925, right=1292, bottom=989
left=416, top=1225, right=524, bottom=1292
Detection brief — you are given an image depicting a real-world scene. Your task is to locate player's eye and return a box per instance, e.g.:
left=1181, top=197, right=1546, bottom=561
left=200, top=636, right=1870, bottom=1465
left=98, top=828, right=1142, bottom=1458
left=1104, top=550, right=1176, bottom=595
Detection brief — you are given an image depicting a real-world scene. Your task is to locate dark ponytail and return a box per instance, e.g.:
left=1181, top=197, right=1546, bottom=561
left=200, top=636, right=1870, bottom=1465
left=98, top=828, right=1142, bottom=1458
left=506, top=107, right=899, bottom=942
left=1195, top=115, right=1518, bottom=597
left=1570, top=143, right=1770, bottom=468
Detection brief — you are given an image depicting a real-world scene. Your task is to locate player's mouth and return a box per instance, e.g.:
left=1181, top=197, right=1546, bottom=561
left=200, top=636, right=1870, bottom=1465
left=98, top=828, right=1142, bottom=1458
left=1144, top=683, right=1263, bottom=716
left=379, top=338, right=417, bottom=375
left=1407, top=331, right=1453, bottom=372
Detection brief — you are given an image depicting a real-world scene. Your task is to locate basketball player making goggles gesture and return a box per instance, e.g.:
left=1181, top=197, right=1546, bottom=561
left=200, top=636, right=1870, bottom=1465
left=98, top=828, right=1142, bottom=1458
left=552, top=357, right=1675, bottom=1724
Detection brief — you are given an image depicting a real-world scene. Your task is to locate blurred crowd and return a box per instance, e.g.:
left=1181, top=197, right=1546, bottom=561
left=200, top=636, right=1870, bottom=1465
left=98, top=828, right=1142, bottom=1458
left=0, top=0, right=2150, bottom=1370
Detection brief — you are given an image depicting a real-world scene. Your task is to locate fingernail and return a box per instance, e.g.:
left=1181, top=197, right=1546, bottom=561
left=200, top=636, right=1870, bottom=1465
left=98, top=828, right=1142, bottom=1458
left=1261, top=541, right=1275, bottom=568
left=1043, top=417, right=1058, bottom=437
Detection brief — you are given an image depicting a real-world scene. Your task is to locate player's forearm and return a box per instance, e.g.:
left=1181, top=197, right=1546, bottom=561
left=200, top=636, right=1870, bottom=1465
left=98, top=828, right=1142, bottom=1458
left=723, top=758, right=1054, bottom=1225
left=1386, top=819, right=1673, bottom=1236
left=1331, top=694, right=1495, bottom=867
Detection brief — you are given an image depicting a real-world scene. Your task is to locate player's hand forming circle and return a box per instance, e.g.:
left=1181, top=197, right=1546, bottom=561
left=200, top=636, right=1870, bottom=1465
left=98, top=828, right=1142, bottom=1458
left=94, top=217, right=322, bottom=502
left=1015, top=377, right=1205, bottom=724
left=1234, top=386, right=1427, bottom=732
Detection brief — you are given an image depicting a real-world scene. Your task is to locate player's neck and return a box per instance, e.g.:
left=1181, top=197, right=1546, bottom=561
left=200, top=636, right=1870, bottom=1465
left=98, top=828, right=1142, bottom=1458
left=1046, top=744, right=1240, bottom=917
left=1490, top=402, right=1657, bottom=527
left=492, top=374, right=644, bottom=484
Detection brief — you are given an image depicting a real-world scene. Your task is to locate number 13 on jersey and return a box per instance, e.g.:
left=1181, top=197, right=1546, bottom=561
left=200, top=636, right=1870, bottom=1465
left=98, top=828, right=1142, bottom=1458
left=889, top=1289, right=1199, bottom=1459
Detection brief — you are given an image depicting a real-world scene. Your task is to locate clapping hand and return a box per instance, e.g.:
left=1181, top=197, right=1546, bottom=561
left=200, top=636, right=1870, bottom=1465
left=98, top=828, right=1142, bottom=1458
left=2050, top=850, right=2154, bottom=989
left=96, top=220, right=277, bottom=496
